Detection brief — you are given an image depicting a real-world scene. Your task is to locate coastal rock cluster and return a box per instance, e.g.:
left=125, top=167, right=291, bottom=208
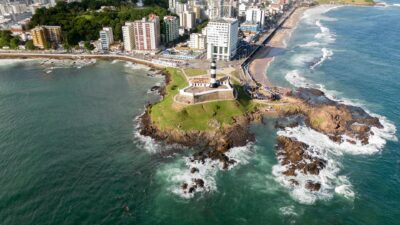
left=139, top=77, right=383, bottom=195
left=275, top=88, right=383, bottom=191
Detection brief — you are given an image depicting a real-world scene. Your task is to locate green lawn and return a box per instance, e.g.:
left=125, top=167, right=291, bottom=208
left=184, top=68, right=207, bottom=77
left=149, top=68, right=257, bottom=131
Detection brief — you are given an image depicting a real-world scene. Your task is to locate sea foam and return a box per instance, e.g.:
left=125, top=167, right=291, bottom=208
left=276, top=5, right=397, bottom=204
left=158, top=144, right=254, bottom=199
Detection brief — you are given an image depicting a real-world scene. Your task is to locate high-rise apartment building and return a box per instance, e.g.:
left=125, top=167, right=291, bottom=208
left=31, top=26, right=46, bottom=49
left=132, top=14, right=160, bottom=51
left=122, top=22, right=135, bottom=51
left=99, top=27, right=114, bottom=50
left=245, top=7, right=265, bottom=28
left=206, top=18, right=238, bottom=61
left=30, top=25, right=62, bottom=49
left=163, top=16, right=179, bottom=44
left=179, top=11, right=195, bottom=31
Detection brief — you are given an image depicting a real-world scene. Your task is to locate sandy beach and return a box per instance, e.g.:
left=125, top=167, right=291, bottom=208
left=248, top=7, right=307, bottom=87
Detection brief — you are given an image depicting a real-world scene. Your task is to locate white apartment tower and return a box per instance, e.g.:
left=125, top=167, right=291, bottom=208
left=245, top=7, right=265, bottom=27
left=132, top=14, right=161, bottom=51
left=163, top=16, right=179, bottom=43
left=179, top=11, right=195, bottom=31
left=206, top=18, right=239, bottom=61
left=122, top=22, right=135, bottom=52
left=188, top=33, right=206, bottom=49
left=99, top=27, right=114, bottom=50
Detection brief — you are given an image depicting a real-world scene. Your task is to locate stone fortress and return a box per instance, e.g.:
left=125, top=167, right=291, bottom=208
left=176, top=61, right=236, bottom=104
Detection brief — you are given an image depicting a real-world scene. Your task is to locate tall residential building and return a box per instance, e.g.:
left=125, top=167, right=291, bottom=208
left=179, top=11, right=195, bottom=31
left=31, top=26, right=46, bottom=49
left=133, top=14, right=160, bottom=51
left=30, top=25, right=62, bottom=49
left=206, top=18, right=238, bottom=61
left=168, top=0, right=176, bottom=13
left=122, top=22, right=135, bottom=52
left=245, top=7, right=265, bottom=28
left=188, top=33, right=206, bottom=50
left=163, top=16, right=179, bottom=44
left=44, top=26, right=62, bottom=44
left=99, top=27, right=114, bottom=50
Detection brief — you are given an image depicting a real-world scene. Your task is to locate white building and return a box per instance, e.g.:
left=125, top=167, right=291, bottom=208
left=179, top=11, right=195, bottom=31
left=163, top=16, right=179, bottom=43
left=206, top=18, right=238, bottom=61
left=99, top=27, right=114, bottom=50
left=122, top=22, right=135, bottom=52
left=188, top=33, right=206, bottom=50
left=238, top=3, right=247, bottom=17
left=132, top=14, right=160, bottom=51
left=245, top=7, right=265, bottom=28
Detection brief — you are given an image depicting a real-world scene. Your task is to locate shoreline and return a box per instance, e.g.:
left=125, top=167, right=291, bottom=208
left=0, top=52, right=167, bottom=70
left=248, top=7, right=307, bottom=87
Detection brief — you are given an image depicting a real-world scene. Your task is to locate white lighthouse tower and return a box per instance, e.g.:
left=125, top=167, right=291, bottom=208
left=209, top=60, right=218, bottom=88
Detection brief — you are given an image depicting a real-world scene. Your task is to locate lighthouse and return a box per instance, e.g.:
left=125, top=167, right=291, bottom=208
left=209, top=60, right=218, bottom=88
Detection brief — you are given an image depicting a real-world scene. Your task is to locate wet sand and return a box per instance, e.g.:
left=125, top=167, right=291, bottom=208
left=249, top=7, right=307, bottom=87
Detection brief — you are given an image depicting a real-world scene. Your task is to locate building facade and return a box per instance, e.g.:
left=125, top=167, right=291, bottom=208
left=44, top=25, right=62, bottom=44
left=122, top=22, right=135, bottom=52
left=99, top=27, right=114, bottom=50
left=179, top=11, right=195, bottom=31
left=163, top=16, right=179, bottom=44
left=206, top=18, right=238, bottom=61
left=188, top=33, right=206, bottom=50
left=31, top=26, right=46, bottom=49
left=245, top=7, right=265, bottom=28
left=132, top=14, right=160, bottom=51
left=30, top=25, right=61, bottom=49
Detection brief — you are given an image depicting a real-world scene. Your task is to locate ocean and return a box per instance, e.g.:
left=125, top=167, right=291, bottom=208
left=0, top=3, right=399, bottom=225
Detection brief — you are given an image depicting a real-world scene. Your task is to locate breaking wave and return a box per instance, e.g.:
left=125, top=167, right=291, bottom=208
left=275, top=5, right=397, bottom=204
left=158, top=144, right=254, bottom=199
left=315, top=20, right=336, bottom=43
left=310, top=48, right=333, bottom=69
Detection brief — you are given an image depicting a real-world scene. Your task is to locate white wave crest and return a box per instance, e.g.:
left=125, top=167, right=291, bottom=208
left=310, top=48, right=333, bottom=69
left=299, top=41, right=321, bottom=48
left=124, top=62, right=150, bottom=70
left=273, top=117, right=396, bottom=204
left=0, top=59, right=36, bottom=66
left=285, top=70, right=315, bottom=88
left=315, top=20, right=336, bottom=43
left=160, top=144, right=254, bottom=199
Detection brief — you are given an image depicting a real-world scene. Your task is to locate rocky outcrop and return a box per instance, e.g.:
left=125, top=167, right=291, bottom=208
left=286, top=88, right=383, bottom=145
left=275, top=88, right=384, bottom=192
left=276, top=136, right=326, bottom=191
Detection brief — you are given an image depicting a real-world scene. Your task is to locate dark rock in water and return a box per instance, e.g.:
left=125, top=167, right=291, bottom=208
left=188, top=186, right=196, bottom=193
left=305, top=181, right=321, bottom=191
left=150, top=86, right=160, bottom=91
left=276, top=136, right=327, bottom=178
left=193, top=178, right=204, bottom=188
left=190, top=167, right=199, bottom=173
left=289, top=179, right=299, bottom=186
left=275, top=115, right=305, bottom=129
left=295, top=88, right=335, bottom=106
left=181, top=183, right=188, bottom=190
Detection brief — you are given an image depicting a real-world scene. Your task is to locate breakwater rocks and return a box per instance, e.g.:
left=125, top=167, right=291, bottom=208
left=275, top=87, right=383, bottom=192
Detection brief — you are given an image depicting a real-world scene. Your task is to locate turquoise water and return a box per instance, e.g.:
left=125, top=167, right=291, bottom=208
left=1, top=4, right=400, bottom=224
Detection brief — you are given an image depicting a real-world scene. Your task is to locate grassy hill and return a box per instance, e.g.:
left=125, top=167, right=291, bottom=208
left=149, top=68, right=257, bottom=131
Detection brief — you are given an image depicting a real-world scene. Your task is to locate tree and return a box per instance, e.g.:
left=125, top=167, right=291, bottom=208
left=25, top=40, right=36, bottom=50
left=9, top=38, right=19, bottom=49
left=84, top=41, right=95, bottom=50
